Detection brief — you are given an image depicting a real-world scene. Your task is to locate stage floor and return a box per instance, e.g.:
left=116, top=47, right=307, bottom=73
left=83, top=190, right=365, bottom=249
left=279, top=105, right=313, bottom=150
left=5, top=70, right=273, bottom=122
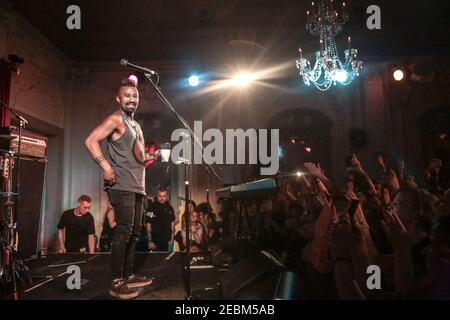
left=19, top=252, right=223, bottom=300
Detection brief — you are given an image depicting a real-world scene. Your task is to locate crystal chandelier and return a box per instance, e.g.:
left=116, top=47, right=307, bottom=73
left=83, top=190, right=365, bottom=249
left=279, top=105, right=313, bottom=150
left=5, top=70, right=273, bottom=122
left=296, top=0, right=362, bottom=91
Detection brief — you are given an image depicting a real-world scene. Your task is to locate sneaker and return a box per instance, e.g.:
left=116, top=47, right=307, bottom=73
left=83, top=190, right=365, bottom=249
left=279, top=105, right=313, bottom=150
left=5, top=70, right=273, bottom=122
left=125, top=274, right=153, bottom=289
left=109, top=279, right=140, bottom=300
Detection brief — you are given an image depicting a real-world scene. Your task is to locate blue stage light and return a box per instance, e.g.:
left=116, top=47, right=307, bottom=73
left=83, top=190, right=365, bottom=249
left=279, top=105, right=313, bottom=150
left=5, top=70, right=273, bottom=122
left=188, top=75, right=200, bottom=87
left=335, top=70, right=348, bottom=83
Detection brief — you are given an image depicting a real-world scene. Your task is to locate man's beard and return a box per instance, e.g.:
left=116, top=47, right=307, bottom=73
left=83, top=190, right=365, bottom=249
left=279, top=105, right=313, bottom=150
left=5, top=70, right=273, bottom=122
left=123, top=103, right=137, bottom=114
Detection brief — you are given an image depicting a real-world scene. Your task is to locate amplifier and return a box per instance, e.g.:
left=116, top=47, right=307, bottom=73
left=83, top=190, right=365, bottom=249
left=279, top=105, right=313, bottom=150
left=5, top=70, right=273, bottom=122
left=10, top=132, right=47, bottom=158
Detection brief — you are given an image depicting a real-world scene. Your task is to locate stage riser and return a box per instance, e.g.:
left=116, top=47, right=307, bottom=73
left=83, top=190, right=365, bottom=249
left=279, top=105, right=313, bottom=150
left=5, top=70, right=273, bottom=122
left=21, top=253, right=220, bottom=300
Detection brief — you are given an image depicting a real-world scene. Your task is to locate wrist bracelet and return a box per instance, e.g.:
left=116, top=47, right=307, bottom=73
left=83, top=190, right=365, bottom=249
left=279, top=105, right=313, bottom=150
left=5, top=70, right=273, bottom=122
left=95, top=155, right=105, bottom=164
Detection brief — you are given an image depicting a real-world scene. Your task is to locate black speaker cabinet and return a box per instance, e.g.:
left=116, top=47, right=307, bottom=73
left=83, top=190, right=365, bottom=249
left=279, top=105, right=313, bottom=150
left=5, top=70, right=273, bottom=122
left=12, top=157, right=47, bottom=258
left=219, top=251, right=288, bottom=299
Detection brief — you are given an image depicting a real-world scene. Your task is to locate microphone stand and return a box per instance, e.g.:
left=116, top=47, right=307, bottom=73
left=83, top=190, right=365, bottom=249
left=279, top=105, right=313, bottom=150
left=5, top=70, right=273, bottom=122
left=142, top=72, right=222, bottom=300
left=0, top=99, right=28, bottom=300
left=206, top=166, right=210, bottom=205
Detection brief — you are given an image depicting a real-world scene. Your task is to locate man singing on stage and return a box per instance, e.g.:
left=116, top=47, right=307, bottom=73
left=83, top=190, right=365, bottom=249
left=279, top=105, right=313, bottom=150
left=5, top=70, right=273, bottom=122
left=85, top=78, right=152, bottom=299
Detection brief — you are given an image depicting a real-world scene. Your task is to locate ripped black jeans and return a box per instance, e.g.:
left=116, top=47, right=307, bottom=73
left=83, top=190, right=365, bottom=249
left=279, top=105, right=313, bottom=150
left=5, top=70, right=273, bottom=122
left=107, top=189, right=144, bottom=280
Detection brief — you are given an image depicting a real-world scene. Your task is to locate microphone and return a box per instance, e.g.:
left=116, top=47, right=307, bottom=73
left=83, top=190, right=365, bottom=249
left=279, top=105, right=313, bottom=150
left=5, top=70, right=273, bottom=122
left=120, top=59, right=157, bottom=75
left=18, top=115, right=28, bottom=125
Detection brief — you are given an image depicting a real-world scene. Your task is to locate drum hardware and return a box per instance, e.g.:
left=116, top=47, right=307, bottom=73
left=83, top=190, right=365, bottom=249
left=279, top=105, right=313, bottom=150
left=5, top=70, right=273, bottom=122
left=0, top=99, right=32, bottom=299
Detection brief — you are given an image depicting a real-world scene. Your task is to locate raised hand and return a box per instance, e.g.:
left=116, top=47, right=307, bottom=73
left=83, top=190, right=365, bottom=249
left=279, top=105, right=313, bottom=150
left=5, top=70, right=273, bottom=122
left=376, top=154, right=385, bottom=168
left=303, top=162, right=324, bottom=179
left=381, top=212, right=417, bottom=251
left=397, top=160, right=405, bottom=176
left=349, top=157, right=364, bottom=172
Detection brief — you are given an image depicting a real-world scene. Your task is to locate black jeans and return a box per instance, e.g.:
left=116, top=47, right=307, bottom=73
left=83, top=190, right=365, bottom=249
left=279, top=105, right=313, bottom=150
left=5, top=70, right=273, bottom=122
left=107, top=189, right=144, bottom=280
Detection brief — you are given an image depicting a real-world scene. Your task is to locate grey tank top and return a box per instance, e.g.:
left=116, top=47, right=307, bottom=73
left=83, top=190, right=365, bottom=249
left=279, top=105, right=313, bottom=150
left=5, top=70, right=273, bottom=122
left=106, top=111, right=146, bottom=195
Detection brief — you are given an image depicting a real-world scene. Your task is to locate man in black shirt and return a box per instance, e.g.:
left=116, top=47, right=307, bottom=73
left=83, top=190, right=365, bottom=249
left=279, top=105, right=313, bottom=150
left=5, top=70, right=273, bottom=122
left=57, top=195, right=95, bottom=253
left=145, top=188, right=175, bottom=251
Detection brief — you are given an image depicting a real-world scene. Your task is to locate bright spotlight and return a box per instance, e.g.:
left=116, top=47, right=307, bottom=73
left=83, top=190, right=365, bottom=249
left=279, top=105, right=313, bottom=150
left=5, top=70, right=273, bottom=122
left=393, top=69, right=404, bottom=81
left=296, top=171, right=303, bottom=177
left=188, top=75, right=200, bottom=87
left=331, top=70, right=348, bottom=83
left=335, top=70, right=348, bottom=83
left=232, top=72, right=255, bottom=86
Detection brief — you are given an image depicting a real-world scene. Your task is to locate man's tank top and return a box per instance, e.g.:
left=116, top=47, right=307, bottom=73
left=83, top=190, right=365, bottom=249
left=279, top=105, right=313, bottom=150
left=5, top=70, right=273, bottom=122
left=106, top=111, right=145, bottom=195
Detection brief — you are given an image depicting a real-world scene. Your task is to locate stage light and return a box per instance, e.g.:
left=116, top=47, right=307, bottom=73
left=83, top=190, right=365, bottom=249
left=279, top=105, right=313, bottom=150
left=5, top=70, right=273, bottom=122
left=278, top=146, right=284, bottom=158
left=387, top=63, right=411, bottom=83
left=128, top=74, right=138, bottom=86
left=334, top=70, right=348, bottom=83
left=393, top=69, right=404, bottom=81
left=304, top=147, right=312, bottom=153
left=232, top=72, right=255, bottom=87
left=438, top=133, right=447, bottom=140
left=296, top=171, right=303, bottom=177
left=188, top=75, right=200, bottom=87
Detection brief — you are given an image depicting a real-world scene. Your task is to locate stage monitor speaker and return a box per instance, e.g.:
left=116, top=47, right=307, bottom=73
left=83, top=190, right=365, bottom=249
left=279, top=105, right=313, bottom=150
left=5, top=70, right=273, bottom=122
left=12, top=157, right=47, bottom=258
left=217, top=250, right=301, bottom=299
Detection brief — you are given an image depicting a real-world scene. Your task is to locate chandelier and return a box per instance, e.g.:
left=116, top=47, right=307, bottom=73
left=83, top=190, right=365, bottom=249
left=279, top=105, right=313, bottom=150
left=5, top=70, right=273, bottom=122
left=296, top=0, right=362, bottom=91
